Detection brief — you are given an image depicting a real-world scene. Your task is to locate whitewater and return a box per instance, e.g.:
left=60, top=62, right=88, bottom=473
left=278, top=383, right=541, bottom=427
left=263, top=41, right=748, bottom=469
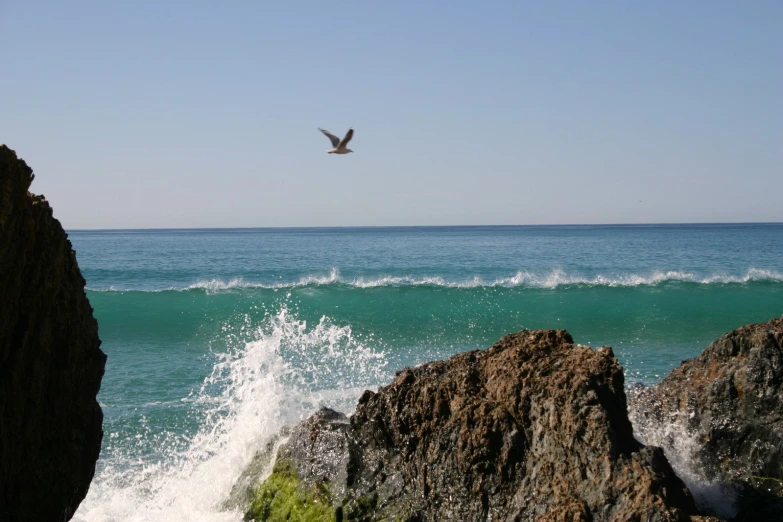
left=86, top=266, right=783, bottom=293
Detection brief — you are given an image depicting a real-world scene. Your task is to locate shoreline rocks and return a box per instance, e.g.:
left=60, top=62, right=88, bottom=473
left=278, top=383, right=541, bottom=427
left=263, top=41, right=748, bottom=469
left=239, top=329, right=697, bottom=521
left=630, top=316, right=783, bottom=521
left=0, top=145, right=107, bottom=521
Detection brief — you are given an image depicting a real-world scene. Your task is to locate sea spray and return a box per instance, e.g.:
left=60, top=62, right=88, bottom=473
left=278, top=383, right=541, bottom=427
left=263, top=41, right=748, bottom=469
left=628, top=396, right=738, bottom=518
left=73, top=306, right=389, bottom=522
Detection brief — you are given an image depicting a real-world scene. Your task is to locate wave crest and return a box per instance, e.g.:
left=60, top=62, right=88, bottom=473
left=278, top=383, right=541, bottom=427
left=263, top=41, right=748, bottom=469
left=88, top=267, right=783, bottom=293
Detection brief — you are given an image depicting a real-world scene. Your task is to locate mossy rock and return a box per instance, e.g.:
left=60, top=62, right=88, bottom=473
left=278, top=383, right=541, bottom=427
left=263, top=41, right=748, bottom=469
left=246, top=459, right=337, bottom=522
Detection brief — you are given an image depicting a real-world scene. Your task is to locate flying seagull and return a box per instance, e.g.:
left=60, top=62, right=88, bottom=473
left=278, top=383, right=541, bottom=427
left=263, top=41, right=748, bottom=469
left=319, top=127, right=354, bottom=154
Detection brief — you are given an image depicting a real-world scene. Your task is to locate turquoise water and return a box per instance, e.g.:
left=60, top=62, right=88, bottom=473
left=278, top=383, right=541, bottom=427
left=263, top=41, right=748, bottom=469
left=70, top=224, right=783, bottom=521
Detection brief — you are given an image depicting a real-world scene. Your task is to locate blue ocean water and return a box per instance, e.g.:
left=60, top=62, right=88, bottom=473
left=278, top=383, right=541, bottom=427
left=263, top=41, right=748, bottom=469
left=70, top=224, right=783, bottom=521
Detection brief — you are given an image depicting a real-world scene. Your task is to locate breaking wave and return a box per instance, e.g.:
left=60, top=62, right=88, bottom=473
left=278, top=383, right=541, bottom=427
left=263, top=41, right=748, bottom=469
left=87, top=267, right=783, bottom=293
left=72, top=307, right=389, bottom=522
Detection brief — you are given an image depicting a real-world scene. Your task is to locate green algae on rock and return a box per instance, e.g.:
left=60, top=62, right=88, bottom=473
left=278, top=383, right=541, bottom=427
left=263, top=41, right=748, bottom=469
left=247, top=459, right=336, bottom=522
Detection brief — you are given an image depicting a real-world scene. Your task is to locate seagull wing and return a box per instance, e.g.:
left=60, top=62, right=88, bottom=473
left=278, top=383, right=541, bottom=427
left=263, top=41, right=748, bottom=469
left=319, top=128, right=341, bottom=148
left=338, top=127, right=354, bottom=148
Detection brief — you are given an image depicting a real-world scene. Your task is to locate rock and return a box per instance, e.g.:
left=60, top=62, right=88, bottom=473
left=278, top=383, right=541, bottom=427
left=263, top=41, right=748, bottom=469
left=630, top=317, right=783, bottom=521
left=242, top=329, right=697, bottom=521
left=0, top=145, right=107, bottom=521
left=224, top=426, right=293, bottom=512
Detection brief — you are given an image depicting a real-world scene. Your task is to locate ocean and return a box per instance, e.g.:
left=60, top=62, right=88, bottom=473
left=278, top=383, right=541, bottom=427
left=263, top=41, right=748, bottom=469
left=69, top=224, right=783, bottom=521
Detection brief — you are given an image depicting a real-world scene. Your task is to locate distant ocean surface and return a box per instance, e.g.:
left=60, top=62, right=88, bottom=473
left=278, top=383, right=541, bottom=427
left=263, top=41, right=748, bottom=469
left=70, top=224, right=783, bottom=521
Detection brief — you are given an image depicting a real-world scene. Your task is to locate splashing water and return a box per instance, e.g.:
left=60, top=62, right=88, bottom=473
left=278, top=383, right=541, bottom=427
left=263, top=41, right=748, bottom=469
left=73, top=307, right=389, bottom=522
left=628, top=401, right=738, bottom=519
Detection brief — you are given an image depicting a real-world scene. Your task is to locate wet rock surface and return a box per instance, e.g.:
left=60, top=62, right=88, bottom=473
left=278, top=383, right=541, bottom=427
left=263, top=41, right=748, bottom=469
left=631, top=316, right=783, bottom=521
left=0, top=145, right=107, bottom=521
left=244, top=329, right=697, bottom=521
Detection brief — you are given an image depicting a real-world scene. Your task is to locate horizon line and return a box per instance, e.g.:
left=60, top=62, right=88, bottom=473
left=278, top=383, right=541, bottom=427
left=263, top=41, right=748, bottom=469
left=66, top=221, right=783, bottom=232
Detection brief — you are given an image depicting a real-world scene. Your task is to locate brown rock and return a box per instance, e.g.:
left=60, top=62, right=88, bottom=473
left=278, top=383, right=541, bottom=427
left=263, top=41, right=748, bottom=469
left=244, top=329, right=696, bottom=521
left=0, top=145, right=107, bottom=521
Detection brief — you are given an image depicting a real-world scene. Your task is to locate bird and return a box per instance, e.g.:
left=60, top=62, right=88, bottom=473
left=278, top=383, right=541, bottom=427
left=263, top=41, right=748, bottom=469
left=318, top=127, right=354, bottom=154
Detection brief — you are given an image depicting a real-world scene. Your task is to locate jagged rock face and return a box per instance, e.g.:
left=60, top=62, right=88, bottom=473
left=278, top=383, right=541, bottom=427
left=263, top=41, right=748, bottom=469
left=0, top=145, right=107, bottom=521
left=245, top=329, right=696, bottom=521
left=631, top=317, right=783, bottom=521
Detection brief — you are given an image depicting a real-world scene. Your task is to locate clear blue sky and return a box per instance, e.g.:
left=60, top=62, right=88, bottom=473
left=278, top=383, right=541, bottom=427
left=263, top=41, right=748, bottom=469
left=2, top=1, right=781, bottom=228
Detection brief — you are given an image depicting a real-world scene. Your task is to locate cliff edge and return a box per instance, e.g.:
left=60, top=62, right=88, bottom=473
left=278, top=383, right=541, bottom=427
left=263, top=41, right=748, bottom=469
left=0, top=145, right=107, bottom=521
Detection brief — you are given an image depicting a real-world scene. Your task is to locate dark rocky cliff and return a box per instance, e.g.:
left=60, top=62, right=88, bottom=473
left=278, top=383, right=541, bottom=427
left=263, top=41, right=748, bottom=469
left=631, top=317, right=783, bottom=521
left=0, top=145, right=107, bottom=521
left=234, top=329, right=697, bottom=521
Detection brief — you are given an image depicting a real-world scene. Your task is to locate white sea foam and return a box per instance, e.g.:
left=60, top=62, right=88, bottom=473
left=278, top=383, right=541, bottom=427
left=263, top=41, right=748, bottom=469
left=628, top=400, right=738, bottom=518
left=86, top=267, right=783, bottom=293
left=73, top=307, right=388, bottom=522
